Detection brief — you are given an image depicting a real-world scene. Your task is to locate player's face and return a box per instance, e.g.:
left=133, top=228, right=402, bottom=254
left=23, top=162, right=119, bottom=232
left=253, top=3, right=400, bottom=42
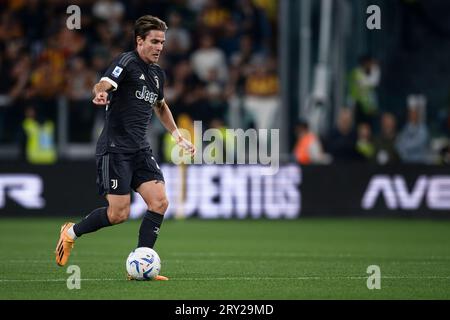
left=138, top=30, right=165, bottom=64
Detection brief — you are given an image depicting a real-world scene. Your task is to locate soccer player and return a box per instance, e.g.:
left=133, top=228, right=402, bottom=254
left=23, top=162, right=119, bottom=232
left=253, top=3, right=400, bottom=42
left=55, top=15, right=195, bottom=280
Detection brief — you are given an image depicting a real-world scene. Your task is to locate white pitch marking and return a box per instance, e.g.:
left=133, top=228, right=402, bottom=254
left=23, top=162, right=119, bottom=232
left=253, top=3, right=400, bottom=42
left=1, top=275, right=449, bottom=283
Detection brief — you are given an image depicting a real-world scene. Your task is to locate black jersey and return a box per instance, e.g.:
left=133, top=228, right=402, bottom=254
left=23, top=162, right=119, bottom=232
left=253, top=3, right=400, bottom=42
left=96, top=51, right=165, bottom=155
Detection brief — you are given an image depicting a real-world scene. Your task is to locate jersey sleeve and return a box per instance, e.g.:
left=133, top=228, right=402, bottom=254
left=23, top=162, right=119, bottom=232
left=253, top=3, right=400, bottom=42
left=100, top=54, right=129, bottom=91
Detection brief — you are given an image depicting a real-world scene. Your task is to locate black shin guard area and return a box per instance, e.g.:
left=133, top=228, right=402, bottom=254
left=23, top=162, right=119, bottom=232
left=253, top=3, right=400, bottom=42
left=73, top=207, right=111, bottom=237
left=138, top=210, right=164, bottom=248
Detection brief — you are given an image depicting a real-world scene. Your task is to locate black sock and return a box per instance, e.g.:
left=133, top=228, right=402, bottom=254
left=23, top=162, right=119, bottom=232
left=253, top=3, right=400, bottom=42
left=73, top=207, right=111, bottom=237
left=138, top=210, right=164, bottom=248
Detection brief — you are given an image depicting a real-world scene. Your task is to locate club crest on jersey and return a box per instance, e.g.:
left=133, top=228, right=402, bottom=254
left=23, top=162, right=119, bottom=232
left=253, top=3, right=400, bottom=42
left=135, top=85, right=158, bottom=105
left=154, top=76, right=159, bottom=89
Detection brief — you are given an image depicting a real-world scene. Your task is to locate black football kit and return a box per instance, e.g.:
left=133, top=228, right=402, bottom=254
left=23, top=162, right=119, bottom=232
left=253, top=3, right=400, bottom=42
left=96, top=51, right=165, bottom=195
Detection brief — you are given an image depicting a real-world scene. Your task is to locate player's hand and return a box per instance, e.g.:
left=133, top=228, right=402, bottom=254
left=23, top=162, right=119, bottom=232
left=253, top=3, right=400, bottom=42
left=177, top=137, right=196, bottom=155
left=92, top=92, right=110, bottom=105
left=172, top=130, right=196, bottom=155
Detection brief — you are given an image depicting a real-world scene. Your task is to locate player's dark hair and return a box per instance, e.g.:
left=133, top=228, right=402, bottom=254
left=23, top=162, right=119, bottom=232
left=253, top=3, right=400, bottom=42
left=134, top=15, right=168, bottom=46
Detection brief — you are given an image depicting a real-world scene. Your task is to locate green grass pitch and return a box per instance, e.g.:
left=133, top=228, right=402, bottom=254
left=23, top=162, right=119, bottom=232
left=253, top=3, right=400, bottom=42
left=0, top=218, right=449, bottom=299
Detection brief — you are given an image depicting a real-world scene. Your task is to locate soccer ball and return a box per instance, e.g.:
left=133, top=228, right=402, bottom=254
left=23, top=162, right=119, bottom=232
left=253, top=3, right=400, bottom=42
left=126, top=247, right=161, bottom=280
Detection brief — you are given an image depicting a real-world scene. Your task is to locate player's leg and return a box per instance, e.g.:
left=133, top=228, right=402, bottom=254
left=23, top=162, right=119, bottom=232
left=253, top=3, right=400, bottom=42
left=131, top=149, right=169, bottom=280
left=56, top=195, right=130, bottom=266
left=135, top=180, right=169, bottom=281
left=55, top=153, right=132, bottom=266
left=136, top=180, right=168, bottom=248
left=71, top=194, right=131, bottom=237
left=132, top=149, right=167, bottom=248
left=131, top=150, right=169, bottom=280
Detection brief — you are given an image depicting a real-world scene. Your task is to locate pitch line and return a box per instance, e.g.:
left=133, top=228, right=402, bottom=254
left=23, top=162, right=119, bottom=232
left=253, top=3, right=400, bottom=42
left=1, top=275, right=450, bottom=283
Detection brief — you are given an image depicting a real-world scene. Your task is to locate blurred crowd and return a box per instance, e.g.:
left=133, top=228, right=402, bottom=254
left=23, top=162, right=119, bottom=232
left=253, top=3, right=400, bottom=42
left=0, top=0, right=278, bottom=163
left=294, top=56, right=450, bottom=166
left=1, top=0, right=449, bottom=166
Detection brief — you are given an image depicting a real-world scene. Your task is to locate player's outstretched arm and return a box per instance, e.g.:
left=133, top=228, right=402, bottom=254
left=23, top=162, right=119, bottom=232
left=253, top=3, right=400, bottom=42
left=153, top=100, right=196, bottom=155
left=92, top=80, right=113, bottom=105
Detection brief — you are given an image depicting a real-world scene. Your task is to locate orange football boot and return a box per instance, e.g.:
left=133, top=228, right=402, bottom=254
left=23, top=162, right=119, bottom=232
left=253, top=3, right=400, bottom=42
left=55, top=222, right=75, bottom=266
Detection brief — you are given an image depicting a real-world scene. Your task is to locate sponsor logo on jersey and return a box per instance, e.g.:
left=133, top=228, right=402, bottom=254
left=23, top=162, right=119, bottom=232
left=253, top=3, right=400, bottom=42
left=135, top=85, right=158, bottom=105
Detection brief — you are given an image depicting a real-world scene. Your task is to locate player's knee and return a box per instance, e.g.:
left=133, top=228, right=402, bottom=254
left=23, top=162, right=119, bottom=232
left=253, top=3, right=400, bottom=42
left=151, top=196, right=168, bottom=214
left=109, top=206, right=130, bottom=224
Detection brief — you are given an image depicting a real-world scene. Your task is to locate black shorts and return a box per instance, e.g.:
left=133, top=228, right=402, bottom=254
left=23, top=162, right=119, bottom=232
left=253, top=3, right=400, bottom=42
left=96, top=148, right=164, bottom=195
